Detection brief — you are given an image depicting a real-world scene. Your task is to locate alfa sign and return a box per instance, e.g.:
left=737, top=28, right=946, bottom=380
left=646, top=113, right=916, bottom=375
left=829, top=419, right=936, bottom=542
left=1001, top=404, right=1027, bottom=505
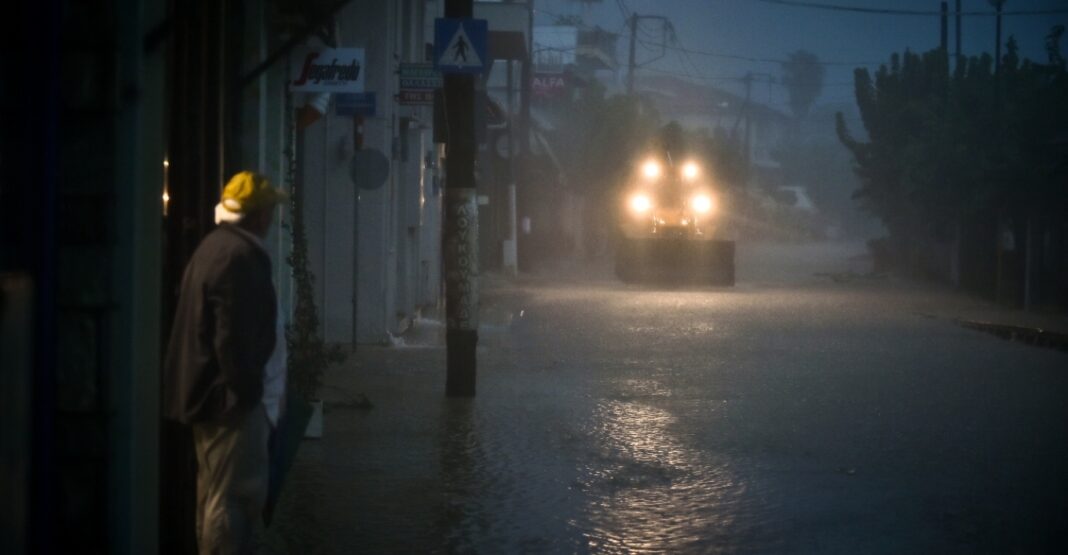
left=290, top=48, right=365, bottom=92
left=532, top=73, right=567, bottom=98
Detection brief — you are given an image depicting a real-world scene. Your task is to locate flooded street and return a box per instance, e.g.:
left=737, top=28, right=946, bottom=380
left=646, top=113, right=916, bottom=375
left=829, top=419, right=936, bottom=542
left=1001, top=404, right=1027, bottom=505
left=265, top=243, right=1068, bottom=553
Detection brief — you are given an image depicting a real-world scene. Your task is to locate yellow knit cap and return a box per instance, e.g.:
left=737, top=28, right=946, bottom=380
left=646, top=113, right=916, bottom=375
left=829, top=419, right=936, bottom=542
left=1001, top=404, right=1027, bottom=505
left=220, top=171, right=288, bottom=215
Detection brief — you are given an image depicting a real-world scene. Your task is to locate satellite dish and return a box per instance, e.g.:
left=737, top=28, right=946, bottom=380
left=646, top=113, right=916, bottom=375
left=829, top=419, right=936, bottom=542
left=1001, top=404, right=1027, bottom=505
left=349, top=148, right=390, bottom=190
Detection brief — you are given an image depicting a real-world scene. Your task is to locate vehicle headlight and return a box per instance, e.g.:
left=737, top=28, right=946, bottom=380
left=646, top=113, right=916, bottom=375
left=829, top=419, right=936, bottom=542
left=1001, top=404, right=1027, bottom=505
left=691, top=194, right=714, bottom=213
left=641, top=159, right=661, bottom=180
left=682, top=161, right=700, bottom=180
left=629, top=193, right=653, bottom=214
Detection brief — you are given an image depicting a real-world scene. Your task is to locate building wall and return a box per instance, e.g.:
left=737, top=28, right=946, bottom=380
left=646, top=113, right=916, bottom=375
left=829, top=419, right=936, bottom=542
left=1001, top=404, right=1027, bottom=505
left=111, top=2, right=166, bottom=551
left=1, top=0, right=166, bottom=552
left=297, top=0, right=441, bottom=346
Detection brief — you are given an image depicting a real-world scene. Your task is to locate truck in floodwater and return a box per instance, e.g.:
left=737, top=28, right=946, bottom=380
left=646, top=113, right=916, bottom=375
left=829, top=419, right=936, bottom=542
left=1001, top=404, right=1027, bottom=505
left=615, top=149, right=736, bottom=286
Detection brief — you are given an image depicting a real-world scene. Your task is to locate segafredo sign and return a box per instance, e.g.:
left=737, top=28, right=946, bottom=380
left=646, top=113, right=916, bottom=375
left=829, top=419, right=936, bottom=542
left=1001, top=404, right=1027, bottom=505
left=290, top=48, right=365, bottom=92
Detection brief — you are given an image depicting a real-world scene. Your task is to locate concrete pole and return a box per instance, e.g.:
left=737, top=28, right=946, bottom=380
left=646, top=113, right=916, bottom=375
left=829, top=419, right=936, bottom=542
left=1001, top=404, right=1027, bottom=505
left=444, top=0, right=479, bottom=397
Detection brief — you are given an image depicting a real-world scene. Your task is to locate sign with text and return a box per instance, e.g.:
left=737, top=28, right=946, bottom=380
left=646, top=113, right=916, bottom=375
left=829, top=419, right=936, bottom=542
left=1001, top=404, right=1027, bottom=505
left=532, top=72, right=567, bottom=98
left=398, top=63, right=441, bottom=106
left=335, top=92, right=376, bottom=116
left=290, top=48, right=365, bottom=92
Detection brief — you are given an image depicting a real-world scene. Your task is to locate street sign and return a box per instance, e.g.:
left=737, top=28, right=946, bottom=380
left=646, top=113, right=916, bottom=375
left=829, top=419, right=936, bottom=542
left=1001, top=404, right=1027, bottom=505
left=290, top=48, right=365, bottom=92
left=434, top=18, right=488, bottom=74
left=350, top=149, right=390, bottom=191
left=398, top=63, right=441, bottom=106
left=335, top=92, right=376, bottom=116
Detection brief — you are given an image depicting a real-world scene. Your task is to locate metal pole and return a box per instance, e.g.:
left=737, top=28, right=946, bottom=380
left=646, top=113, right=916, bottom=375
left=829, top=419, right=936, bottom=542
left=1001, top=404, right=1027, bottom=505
left=940, top=2, right=948, bottom=52
left=743, top=72, right=752, bottom=178
left=352, top=116, right=364, bottom=349
left=995, top=8, right=1002, bottom=72
left=990, top=0, right=1006, bottom=300
left=444, top=0, right=479, bottom=397
left=955, top=0, right=962, bottom=69
left=991, top=0, right=1005, bottom=74
left=520, top=0, right=532, bottom=157
left=1024, top=217, right=1033, bottom=310
left=505, top=60, right=518, bottom=276
left=626, top=14, right=637, bottom=95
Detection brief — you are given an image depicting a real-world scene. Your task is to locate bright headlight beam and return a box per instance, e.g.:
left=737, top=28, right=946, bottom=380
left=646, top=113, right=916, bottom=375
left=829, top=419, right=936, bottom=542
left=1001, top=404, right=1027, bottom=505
left=641, top=160, right=661, bottom=179
left=629, top=194, right=653, bottom=213
left=682, top=161, right=700, bottom=180
left=692, top=194, right=714, bottom=213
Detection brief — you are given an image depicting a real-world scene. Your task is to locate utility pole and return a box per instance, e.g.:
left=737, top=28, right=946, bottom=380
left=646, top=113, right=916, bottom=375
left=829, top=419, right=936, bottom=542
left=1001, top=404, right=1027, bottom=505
left=520, top=0, right=532, bottom=157
left=955, top=0, right=963, bottom=70
left=742, top=72, right=753, bottom=180
left=626, top=13, right=671, bottom=96
left=989, top=0, right=1008, bottom=304
left=990, top=0, right=1006, bottom=74
left=626, top=13, right=637, bottom=95
left=443, top=0, right=479, bottom=397
left=940, top=2, right=949, bottom=53
left=504, top=60, right=518, bottom=276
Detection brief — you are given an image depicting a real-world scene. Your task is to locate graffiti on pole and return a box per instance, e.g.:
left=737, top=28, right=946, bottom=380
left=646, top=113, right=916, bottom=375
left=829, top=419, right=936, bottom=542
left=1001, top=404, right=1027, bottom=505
left=444, top=188, right=479, bottom=330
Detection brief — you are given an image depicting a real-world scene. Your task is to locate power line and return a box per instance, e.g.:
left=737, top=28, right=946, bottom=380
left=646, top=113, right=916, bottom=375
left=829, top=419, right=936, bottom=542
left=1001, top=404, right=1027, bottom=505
left=643, top=65, right=859, bottom=88
left=753, top=0, right=1068, bottom=17
left=535, top=6, right=883, bottom=67
left=647, top=40, right=883, bottom=67
left=615, top=0, right=630, bottom=23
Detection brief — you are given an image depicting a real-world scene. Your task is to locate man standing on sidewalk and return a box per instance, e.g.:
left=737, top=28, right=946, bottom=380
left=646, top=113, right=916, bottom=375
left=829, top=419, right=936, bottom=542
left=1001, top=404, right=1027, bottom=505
left=164, top=171, right=287, bottom=553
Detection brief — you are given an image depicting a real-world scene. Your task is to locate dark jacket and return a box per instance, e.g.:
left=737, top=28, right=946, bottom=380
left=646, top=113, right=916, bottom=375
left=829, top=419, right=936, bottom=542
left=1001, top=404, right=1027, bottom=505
left=164, top=224, right=277, bottom=425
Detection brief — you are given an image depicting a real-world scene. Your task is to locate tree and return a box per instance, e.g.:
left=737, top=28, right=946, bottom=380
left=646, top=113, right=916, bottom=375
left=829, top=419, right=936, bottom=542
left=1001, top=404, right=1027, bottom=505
left=836, top=32, right=1068, bottom=292
left=781, top=49, right=826, bottom=124
left=1046, top=24, right=1065, bottom=68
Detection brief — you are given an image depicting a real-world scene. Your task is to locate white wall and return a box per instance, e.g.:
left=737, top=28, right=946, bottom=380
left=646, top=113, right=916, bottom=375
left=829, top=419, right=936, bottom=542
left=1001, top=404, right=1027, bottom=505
left=296, top=0, right=441, bottom=345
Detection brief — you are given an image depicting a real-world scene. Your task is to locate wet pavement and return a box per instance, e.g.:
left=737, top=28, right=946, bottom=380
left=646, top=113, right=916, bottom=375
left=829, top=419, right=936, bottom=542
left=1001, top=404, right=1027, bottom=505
left=264, top=242, right=1068, bottom=554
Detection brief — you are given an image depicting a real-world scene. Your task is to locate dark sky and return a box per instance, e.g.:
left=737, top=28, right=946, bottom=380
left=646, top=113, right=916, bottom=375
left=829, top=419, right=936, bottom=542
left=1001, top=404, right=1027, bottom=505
left=535, top=0, right=1067, bottom=112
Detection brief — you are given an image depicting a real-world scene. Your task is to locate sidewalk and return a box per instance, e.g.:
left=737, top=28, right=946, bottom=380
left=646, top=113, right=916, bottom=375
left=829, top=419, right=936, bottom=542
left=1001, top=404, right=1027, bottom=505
left=901, top=287, right=1068, bottom=352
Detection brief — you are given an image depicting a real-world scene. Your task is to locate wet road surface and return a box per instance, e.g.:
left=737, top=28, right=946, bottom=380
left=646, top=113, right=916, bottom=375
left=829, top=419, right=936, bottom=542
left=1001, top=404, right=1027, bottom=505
left=265, top=243, right=1068, bottom=554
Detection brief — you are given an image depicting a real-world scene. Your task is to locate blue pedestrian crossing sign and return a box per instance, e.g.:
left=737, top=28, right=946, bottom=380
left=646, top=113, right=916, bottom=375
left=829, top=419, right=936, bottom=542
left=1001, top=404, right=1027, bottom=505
left=434, top=18, right=488, bottom=74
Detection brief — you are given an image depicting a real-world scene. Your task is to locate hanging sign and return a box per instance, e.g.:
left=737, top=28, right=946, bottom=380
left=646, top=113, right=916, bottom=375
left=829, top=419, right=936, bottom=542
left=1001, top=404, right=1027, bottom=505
left=398, top=63, right=441, bottom=105
left=290, top=48, right=365, bottom=92
left=335, top=92, right=376, bottom=116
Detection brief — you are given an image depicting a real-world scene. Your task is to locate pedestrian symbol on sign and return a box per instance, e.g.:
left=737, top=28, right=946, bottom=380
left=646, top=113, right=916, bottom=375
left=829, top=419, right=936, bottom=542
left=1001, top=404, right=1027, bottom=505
left=434, top=18, right=487, bottom=74
left=453, top=34, right=468, bottom=62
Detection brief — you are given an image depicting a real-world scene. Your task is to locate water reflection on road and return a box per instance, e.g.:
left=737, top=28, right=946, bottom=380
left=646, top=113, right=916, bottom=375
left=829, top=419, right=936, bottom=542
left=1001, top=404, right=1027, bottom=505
left=265, top=244, right=1068, bottom=553
left=579, top=398, right=750, bottom=553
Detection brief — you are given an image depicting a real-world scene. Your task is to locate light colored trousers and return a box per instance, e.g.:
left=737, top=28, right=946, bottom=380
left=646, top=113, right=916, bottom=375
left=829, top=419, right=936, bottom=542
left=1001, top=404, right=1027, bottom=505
left=192, top=405, right=270, bottom=555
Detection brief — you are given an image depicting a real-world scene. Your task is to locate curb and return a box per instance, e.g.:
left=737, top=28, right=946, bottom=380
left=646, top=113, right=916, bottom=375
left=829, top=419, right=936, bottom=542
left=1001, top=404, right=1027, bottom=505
left=957, top=320, right=1068, bottom=353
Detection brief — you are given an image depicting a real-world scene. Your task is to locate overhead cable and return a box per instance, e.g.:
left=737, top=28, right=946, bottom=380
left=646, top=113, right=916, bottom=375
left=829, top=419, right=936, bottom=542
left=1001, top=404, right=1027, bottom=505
left=753, top=0, right=1068, bottom=17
